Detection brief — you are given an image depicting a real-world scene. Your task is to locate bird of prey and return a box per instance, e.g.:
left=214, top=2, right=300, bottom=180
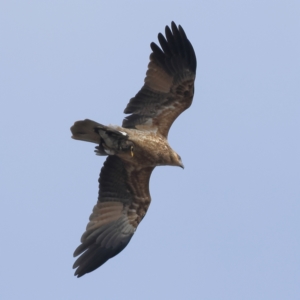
left=70, top=21, right=196, bottom=277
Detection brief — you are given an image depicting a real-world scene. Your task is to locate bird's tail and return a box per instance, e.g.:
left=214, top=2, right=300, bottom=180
left=71, top=119, right=102, bottom=144
left=71, top=119, right=133, bottom=156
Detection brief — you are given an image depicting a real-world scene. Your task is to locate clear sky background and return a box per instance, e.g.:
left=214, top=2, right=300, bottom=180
left=1, top=1, right=299, bottom=299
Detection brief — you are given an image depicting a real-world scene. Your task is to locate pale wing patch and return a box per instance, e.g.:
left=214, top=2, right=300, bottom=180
left=145, top=60, right=173, bottom=93
left=85, top=202, right=123, bottom=232
left=98, top=213, right=136, bottom=248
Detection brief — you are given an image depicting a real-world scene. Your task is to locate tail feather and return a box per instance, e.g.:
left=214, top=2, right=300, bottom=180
left=70, top=119, right=102, bottom=144
left=71, top=119, right=132, bottom=157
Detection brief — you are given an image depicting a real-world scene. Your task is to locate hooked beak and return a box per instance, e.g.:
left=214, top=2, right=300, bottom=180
left=179, top=161, right=184, bottom=169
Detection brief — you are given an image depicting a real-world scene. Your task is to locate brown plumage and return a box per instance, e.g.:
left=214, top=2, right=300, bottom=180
left=70, top=22, right=196, bottom=277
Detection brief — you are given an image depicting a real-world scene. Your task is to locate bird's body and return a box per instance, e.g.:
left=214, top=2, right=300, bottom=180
left=71, top=22, right=196, bottom=277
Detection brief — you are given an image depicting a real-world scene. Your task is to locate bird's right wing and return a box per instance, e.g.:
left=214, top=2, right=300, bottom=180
left=73, top=156, right=153, bottom=277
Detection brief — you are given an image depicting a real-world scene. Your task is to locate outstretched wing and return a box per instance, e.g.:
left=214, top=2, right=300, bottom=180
left=73, top=156, right=153, bottom=277
left=122, top=22, right=196, bottom=138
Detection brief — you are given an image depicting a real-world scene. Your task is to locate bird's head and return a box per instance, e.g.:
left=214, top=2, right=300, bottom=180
left=171, top=151, right=184, bottom=169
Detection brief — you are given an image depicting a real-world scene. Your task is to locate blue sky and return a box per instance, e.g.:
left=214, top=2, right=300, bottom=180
left=1, top=1, right=299, bottom=299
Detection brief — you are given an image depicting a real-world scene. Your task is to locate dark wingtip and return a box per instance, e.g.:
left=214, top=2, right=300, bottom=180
left=150, top=22, right=197, bottom=75
left=74, top=271, right=83, bottom=278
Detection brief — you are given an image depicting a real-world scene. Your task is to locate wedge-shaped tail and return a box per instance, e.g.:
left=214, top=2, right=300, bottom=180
left=71, top=119, right=102, bottom=144
left=71, top=119, right=133, bottom=156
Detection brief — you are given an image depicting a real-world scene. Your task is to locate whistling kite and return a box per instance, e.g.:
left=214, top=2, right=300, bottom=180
left=71, top=22, right=196, bottom=277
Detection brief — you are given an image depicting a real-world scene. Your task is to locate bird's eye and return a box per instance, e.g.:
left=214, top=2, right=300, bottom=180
left=177, top=154, right=181, bottom=160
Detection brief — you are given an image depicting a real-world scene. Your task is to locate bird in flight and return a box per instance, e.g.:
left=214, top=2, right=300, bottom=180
left=70, top=21, right=196, bottom=277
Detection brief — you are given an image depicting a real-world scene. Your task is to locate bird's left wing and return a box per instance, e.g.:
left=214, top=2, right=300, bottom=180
left=122, top=22, right=196, bottom=138
left=73, top=156, right=153, bottom=277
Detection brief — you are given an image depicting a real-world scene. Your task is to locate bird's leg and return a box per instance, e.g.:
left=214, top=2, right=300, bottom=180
left=130, top=146, right=134, bottom=157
